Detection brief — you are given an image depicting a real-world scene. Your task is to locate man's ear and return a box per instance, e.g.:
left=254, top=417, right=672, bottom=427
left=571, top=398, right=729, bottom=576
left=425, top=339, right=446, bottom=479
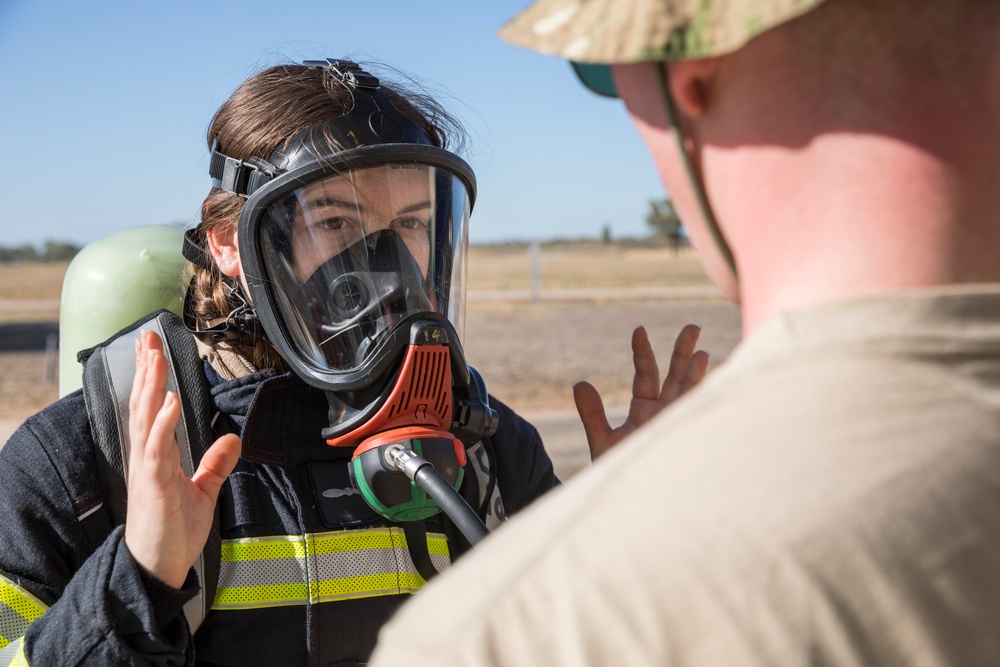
left=668, top=58, right=720, bottom=119
left=207, top=226, right=241, bottom=277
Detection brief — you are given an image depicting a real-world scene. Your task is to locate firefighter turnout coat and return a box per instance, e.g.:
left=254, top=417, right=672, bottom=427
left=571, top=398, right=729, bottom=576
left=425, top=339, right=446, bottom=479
left=0, top=364, right=557, bottom=665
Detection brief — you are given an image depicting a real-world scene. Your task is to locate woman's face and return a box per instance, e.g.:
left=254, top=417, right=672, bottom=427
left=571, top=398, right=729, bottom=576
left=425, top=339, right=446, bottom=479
left=289, top=164, right=434, bottom=283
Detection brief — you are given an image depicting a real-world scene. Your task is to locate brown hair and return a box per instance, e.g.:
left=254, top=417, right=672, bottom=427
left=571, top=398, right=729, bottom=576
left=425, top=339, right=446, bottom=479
left=185, top=62, right=466, bottom=369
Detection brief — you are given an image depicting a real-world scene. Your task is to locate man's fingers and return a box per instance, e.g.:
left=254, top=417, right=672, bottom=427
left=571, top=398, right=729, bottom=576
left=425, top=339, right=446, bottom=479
left=630, top=326, right=661, bottom=401
left=661, top=324, right=702, bottom=403
left=682, top=350, right=710, bottom=394
left=573, top=381, right=611, bottom=450
left=192, top=434, right=242, bottom=500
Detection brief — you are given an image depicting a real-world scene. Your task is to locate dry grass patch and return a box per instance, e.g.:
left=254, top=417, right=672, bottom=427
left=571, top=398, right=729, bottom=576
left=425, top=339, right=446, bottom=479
left=467, top=245, right=710, bottom=291
left=0, top=262, right=70, bottom=300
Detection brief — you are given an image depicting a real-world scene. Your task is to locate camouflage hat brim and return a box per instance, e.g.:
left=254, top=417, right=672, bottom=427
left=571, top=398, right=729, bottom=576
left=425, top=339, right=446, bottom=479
left=498, top=0, right=827, bottom=63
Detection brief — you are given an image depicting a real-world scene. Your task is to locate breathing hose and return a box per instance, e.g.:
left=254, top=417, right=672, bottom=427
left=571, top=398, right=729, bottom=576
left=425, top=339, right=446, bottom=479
left=386, top=445, right=490, bottom=545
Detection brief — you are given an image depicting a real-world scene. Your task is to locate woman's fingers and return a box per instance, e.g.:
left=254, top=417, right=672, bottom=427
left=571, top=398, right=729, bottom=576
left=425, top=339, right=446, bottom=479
left=134, top=350, right=168, bottom=438
left=192, top=434, right=242, bottom=501
left=143, top=390, right=183, bottom=486
left=128, top=336, right=147, bottom=417
left=129, top=332, right=165, bottom=478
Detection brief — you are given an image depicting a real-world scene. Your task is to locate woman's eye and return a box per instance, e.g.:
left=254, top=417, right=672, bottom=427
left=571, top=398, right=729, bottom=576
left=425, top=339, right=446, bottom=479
left=393, top=217, right=429, bottom=232
left=315, top=217, right=349, bottom=231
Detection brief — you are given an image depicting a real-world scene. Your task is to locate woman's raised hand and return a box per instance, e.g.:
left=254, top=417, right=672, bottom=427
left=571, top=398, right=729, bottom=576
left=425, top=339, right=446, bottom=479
left=124, top=330, right=242, bottom=589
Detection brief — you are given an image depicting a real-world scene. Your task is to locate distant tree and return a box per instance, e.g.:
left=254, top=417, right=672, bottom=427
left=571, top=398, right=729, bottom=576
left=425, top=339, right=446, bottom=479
left=0, top=241, right=81, bottom=263
left=8, top=244, right=39, bottom=263
left=645, top=197, right=685, bottom=253
left=42, top=241, right=81, bottom=262
left=601, top=224, right=612, bottom=244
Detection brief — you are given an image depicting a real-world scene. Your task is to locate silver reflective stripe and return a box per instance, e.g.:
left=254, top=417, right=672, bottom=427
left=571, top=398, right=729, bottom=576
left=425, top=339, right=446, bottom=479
left=76, top=502, right=104, bottom=522
left=213, top=528, right=450, bottom=610
left=0, top=605, right=28, bottom=653
left=217, top=554, right=308, bottom=590
left=0, top=637, right=26, bottom=665
left=468, top=440, right=506, bottom=530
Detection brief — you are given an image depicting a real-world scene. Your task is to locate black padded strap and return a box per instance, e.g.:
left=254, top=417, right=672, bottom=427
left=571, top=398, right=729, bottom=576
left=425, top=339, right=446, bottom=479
left=81, top=310, right=218, bottom=632
left=402, top=521, right=440, bottom=583
left=182, top=228, right=212, bottom=269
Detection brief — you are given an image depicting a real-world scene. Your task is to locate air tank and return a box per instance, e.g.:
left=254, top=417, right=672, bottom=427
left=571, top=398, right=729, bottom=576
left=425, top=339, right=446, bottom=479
left=59, top=224, right=188, bottom=396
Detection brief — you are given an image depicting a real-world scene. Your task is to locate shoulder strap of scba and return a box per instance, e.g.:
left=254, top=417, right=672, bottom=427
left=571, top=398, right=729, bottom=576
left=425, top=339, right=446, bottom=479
left=78, top=309, right=219, bottom=633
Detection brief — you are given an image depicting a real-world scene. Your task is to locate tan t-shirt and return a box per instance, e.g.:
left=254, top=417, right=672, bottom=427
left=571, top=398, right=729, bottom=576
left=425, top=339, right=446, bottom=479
left=371, top=285, right=1000, bottom=666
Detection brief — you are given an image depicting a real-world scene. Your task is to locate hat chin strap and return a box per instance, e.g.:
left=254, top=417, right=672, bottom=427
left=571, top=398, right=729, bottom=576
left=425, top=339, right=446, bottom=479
left=655, top=62, right=739, bottom=287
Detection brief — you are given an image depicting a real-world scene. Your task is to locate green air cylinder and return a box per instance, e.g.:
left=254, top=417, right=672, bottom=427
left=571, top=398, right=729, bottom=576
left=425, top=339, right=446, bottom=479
left=59, top=224, right=189, bottom=397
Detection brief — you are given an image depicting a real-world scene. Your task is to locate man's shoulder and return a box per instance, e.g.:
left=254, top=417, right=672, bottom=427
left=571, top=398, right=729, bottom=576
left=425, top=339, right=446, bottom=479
left=374, top=328, right=1000, bottom=664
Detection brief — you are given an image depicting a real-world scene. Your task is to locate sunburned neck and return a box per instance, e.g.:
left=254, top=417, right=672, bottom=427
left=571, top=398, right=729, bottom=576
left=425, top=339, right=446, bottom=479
left=727, top=129, right=1000, bottom=335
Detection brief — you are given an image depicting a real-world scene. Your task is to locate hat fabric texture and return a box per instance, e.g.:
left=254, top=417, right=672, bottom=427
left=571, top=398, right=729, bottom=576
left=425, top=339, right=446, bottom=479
left=498, top=0, right=827, bottom=62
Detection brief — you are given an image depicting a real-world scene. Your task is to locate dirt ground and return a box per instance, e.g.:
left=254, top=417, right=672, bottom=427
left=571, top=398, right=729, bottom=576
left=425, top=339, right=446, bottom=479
left=0, top=247, right=742, bottom=421
left=0, top=339, right=60, bottom=419
left=465, top=299, right=741, bottom=411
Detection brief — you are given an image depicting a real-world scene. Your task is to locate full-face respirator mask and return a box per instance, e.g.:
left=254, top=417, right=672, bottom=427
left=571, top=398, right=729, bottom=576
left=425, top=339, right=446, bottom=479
left=183, top=60, right=497, bottom=547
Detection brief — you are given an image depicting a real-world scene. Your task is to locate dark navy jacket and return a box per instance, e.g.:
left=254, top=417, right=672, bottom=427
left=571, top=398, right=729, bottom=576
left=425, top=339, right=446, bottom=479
left=0, top=366, right=557, bottom=666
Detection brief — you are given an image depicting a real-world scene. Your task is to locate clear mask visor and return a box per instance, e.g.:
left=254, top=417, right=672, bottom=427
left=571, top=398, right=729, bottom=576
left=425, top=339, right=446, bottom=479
left=258, top=163, right=469, bottom=373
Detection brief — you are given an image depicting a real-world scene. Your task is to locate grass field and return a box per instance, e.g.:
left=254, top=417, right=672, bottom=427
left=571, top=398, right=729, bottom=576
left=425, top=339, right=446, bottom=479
left=467, top=244, right=713, bottom=291
left=0, top=261, right=70, bottom=301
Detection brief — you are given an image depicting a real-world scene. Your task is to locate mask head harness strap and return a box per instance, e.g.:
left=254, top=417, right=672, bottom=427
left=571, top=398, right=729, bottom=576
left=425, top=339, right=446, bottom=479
left=206, top=59, right=431, bottom=199
left=182, top=59, right=432, bottom=269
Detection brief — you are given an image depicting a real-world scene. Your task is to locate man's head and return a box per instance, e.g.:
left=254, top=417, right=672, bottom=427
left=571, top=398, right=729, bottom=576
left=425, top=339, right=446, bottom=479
left=502, top=0, right=1000, bottom=331
left=501, top=0, right=825, bottom=301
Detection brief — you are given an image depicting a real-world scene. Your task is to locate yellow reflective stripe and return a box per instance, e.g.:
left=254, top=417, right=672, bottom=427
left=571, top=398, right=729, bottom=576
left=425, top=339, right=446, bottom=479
left=0, top=575, right=47, bottom=653
left=213, top=583, right=309, bottom=609
left=221, top=528, right=450, bottom=562
left=0, top=576, right=46, bottom=624
left=221, top=535, right=305, bottom=563
left=215, top=572, right=430, bottom=610
left=309, top=528, right=394, bottom=556
left=212, top=528, right=450, bottom=611
left=312, top=572, right=427, bottom=602
left=424, top=534, right=449, bottom=557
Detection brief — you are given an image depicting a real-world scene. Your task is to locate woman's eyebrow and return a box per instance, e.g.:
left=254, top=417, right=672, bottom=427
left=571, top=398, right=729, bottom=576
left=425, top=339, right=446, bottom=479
left=307, top=195, right=364, bottom=211
left=398, top=200, right=432, bottom=214
left=307, top=194, right=364, bottom=209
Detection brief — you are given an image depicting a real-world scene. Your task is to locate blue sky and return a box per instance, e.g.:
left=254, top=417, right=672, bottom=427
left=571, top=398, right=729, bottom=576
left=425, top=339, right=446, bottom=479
left=0, top=0, right=666, bottom=247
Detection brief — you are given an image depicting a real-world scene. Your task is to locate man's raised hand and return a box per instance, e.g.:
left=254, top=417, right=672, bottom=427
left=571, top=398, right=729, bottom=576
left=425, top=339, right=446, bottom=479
left=573, top=324, right=708, bottom=461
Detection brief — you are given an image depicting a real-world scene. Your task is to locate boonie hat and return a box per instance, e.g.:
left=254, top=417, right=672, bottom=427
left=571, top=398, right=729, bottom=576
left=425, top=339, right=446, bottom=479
left=499, top=0, right=827, bottom=63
